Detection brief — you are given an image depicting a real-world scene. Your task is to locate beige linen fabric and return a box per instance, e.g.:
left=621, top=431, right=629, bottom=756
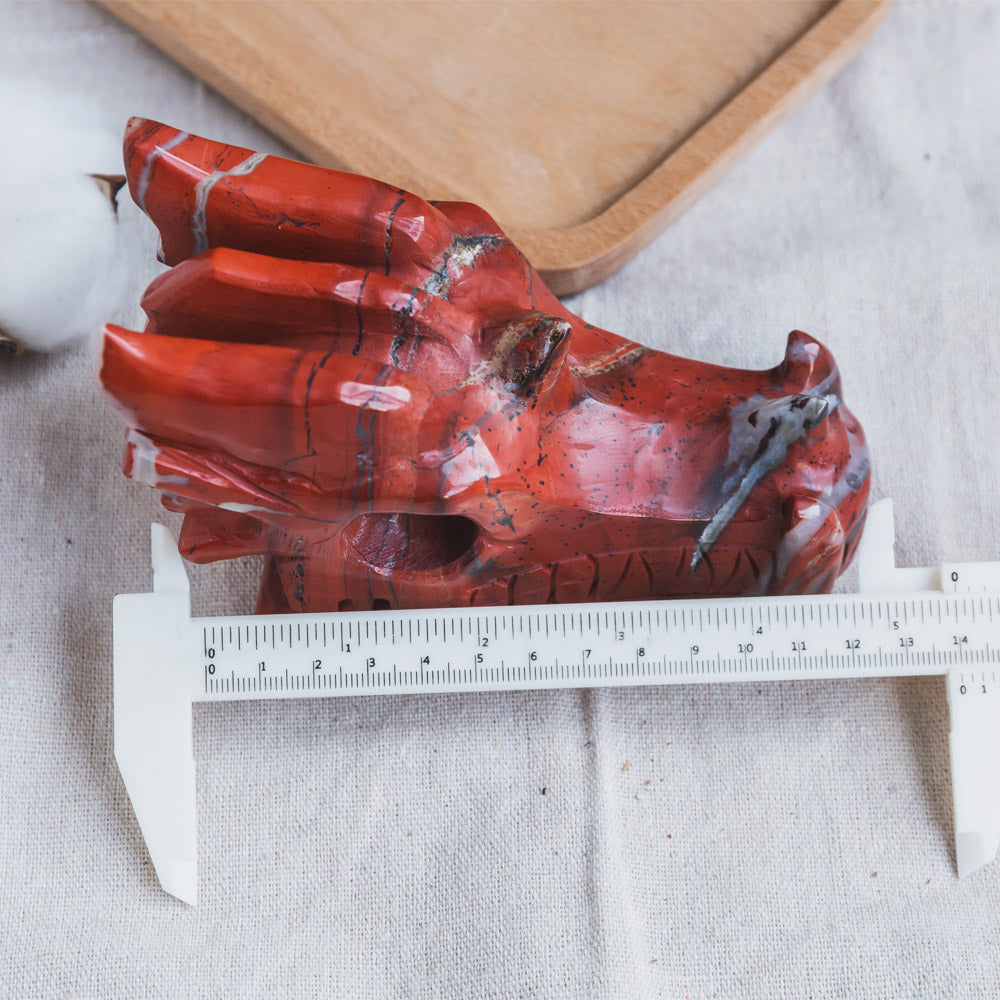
left=2, top=2, right=1000, bottom=996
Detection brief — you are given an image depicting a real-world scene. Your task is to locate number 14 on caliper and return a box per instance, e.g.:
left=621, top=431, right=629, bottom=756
left=113, top=499, right=1000, bottom=904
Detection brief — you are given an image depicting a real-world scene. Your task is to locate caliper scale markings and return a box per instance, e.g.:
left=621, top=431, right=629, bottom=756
left=192, top=590, right=1000, bottom=701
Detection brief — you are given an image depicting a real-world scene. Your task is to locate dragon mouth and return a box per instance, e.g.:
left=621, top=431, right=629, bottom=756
left=344, top=512, right=480, bottom=572
left=463, top=539, right=780, bottom=607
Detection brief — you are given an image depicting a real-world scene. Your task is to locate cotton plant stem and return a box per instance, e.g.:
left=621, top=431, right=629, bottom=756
left=0, top=327, right=25, bottom=356
left=89, top=173, right=127, bottom=214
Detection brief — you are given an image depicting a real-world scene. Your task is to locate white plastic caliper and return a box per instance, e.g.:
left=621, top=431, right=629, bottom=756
left=113, top=499, right=1000, bottom=903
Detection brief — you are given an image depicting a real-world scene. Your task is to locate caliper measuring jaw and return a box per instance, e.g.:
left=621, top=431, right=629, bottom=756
left=113, top=523, right=197, bottom=905
left=856, top=500, right=1000, bottom=879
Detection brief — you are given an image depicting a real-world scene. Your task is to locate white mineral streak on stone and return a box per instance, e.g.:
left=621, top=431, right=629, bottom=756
left=136, top=130, right=189, bottom=213
left=126, top=429, right=189, bottom=487
left=772, top=434, right=871, bottom=581
left=422, top=237, right=494, bottom=298
left=570, top=344, right=646, bottom=378
left=455, top=315, right=528, bottom=390
left=691, top=336, right=869, bottom=581
left=446, top=239, right=490, bottom=273
left=721, top=361, right=838, bottom=494
left=190, top=151, right=268, bottom=254
left=691, top=392, right=836, bottom=572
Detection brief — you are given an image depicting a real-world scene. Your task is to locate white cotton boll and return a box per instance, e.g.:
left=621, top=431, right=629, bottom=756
left=0, top=79, right=126, bottom=352
left=0, top=171, right=122, bottom=351
left=0, top=82, right=122, bottom=175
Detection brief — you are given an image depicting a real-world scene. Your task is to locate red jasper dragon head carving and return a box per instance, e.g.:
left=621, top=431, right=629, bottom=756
left=101, top=119, right=870, bottom=614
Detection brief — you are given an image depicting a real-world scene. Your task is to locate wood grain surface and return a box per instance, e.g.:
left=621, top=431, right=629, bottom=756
left=99, top=0, right=889, bottom=293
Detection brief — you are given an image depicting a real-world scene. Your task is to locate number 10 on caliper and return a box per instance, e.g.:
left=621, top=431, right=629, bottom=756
left=113, top=500, right=1000, bottom=903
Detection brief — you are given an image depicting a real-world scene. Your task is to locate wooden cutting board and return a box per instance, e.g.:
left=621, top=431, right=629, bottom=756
left=99, top=0, right=889, bottom=294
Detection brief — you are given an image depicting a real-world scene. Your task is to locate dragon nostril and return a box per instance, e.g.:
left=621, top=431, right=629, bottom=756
left=345, top=512, right=479, bottom=572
